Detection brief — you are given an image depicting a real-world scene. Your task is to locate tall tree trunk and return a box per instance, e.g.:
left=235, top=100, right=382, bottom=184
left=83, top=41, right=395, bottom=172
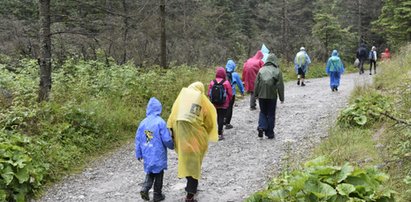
left=121, top=0, right=129, bottom=64
left=38, top=0, right=52, bottom=102
left=357, top=0, right=362, bottom=43
left=281, top=0, right=290, bottom=62
left=160, top=0, right=167, bottom=68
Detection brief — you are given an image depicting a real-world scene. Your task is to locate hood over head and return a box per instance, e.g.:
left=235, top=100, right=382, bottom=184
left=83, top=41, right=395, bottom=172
left=385, top=48, right=389, bottom=52
left=332, top=50, right=339, bottom=57
left=146, top=97, right=162, bottom=116
left=225, top=59, right=236, bottom=72
left=252, top=50, right=264, bottom=60
left=188, top=81, right=205, bottom=94
left=265, top=53, right=279, bottom=67
left=216, top=67, right=226, bottom=79
left=300, top=47, right=305, bottom=51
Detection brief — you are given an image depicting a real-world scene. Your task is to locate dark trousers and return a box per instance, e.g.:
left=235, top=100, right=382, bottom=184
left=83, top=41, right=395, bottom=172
left=141, top=170, right=164, bottom=194
left=185, top=176, right=198, bottom=194
left=369, top=59, right=377, bottom=73
left=225, top=95, right=236, bottom=125
left=359, top=59, right=365, bottom=74
left=249, top=91, right=256, bottom=108
left=217, top=108, right=227, bottom=133
left=258, top=98, right=277, bottom=138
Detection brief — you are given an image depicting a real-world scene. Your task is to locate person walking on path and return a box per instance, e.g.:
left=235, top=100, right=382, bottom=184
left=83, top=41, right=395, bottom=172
left=167, top=82, right=218, bottom=202
left=208, top=67, right=233, bottom=140
left=326, top=50, right=345, bottom=92
left=369, top=46, right=378, bottom=75
left=356, top=43, right=368, bottom=74
left=135, top=97, right=174, bottom=202
left=224, top=59, right=245, bottom=130
left=254, top=53, right=284, bottom=139
left=381, top=48, right=391, bottom=61
left=242, top=50, right=264, bottom=110
left=294, top=47, right=311, bottom=86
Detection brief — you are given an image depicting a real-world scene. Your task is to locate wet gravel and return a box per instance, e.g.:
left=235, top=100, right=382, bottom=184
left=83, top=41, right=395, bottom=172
left=38, top=73, right=372, bottom=202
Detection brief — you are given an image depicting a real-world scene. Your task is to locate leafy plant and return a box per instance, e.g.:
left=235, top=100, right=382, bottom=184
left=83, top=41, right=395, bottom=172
left=0, top=130, right=48, bottom=202
left=338, top=92, right=392, bottom=127
left=246, top=156, right=396, bottom=202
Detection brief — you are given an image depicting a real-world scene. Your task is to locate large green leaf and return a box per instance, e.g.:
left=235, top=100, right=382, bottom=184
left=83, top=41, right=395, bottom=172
left=15, top=167, right=29, bottom=183
left=354, top=115, right=367, bottom=125
left=335, top=163, right=354, bottom=183
left=336, top=183, right=356, bottom=196
left=1, top=165, right=14, bottom=185
left=310, top=166, right=339, bottom=176
left=304, top=179, right=337, bottom=198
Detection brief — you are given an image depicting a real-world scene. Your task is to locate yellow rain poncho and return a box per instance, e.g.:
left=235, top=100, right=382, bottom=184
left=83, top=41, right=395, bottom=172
left=167, top=82, right=218, bottom=180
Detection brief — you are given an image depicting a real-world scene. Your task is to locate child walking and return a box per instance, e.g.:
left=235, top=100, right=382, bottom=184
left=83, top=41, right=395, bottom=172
left=135, top=97, right=174, bottom=202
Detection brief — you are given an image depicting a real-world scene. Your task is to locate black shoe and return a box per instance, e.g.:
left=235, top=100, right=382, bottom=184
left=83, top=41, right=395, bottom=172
left=335, top=87, right=338, bottom=91
left=153, top=193, right=165, bottom=202
left=267, top=135, right=275, bottom=139
left=218, top=135, right=225, bottom=141
left=258, top=128, right=264, bottom=138
left=370, top=72, right=372, bottom=75
left=332, top=88, right=335, bottom=92
left=297, top=80, right=300, bottom=85
left=250, top=107, right=257, bottom=111
left=301, top=82, right=306, bottom=86
left=225, top=124, right=233, bottom=129
left=140, top=191, right=150, bottom=201
left=185, top=196, right=198, bottom=202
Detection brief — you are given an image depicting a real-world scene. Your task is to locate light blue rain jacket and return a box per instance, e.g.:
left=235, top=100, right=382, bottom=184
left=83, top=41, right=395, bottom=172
left=135, top=97, right=174, bottom=174
left=326, top=50, right=345, bottom=74
left=225, top=60, right=245, bottom=96
left=294, top=51, right=312, bottom=73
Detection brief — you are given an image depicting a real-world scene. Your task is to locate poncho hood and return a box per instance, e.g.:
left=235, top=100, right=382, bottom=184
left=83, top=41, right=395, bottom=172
left=265, top=53, right=279, bottom=67
left=225, top=60, right=236, bottom=72
left=188, top=81, right=205, bottom=94
left=146, top=97, right=162, bottom=116
left=216, top=67, right=226, bottom=79
left=253, top=50, right=264, bottom=60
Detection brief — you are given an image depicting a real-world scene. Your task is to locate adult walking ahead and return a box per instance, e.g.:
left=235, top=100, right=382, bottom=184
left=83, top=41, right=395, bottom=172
left=225, top=59, right=245, bottom=130
left=294, top=47, right=311, bottom=86
left=167, top=82, right=218, bottom=202
left=254, top=53, right=284, bottom=139
left=242, top=50, right=264, bottom=110
left=356, top=43, right=368, bottom=74
left=326, top=50, right=345, bottom=92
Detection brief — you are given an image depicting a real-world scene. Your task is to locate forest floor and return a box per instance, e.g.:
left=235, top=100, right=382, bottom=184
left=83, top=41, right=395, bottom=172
left=38, top=73, right=372, bottom=202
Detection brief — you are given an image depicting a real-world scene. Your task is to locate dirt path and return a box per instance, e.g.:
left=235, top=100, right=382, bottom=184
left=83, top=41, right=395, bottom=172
left=39, top=73, right=372, bottom=202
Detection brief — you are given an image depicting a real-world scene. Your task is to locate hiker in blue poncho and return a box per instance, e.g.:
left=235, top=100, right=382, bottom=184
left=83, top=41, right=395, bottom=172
left=224, top=59, right=245, bottom=130
left=135, top=97, right=174, bottom=202
left=326, top=50, right=345, bottom=92
left=294, top=47, right=311, bottom=86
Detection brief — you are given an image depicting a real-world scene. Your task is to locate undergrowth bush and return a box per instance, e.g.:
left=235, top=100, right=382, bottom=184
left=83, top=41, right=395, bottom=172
left=246, top=156, right=395, bottom=202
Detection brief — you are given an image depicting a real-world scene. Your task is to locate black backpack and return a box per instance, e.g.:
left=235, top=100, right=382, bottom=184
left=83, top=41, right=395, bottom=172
left=226, top=71, right=236, bottom=86
left=209, top=79, right=227, bottom=105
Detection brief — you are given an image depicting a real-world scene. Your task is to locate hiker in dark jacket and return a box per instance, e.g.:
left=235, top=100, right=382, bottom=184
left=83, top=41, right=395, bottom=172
left=224, top=59, right=245, bottom=130
left=254, top=53, right=284, bottom=139
left=356, top=43, right=368, bottom=74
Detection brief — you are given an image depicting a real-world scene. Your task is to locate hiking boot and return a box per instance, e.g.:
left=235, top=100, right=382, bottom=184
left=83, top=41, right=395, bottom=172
left=153, top=192, right=165, bottom=202
left=225, top=124, right=233, bottom=129
left=218, top=135, right=225, bottom=141
left=297, top=80, right=300, bottom=85
left=301, top=82, right=306, bottom=86
left=369, top=72, right=372, bottom=75
left=258, top=128, right=264, bottom=139
left=140, top=191, right=150, bottom=201
left=185, top=197, right=198, bottom=202
left=335, top=87, right=338, bottom=91
left=250, top=107, right=257, bottom=111
left=332, top=88, right=335, bottom=92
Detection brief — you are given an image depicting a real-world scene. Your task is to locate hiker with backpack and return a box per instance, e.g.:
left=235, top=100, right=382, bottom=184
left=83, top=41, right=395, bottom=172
left=242, top=50, right=264, bottom=110
left=369, top=46, right=377, bottom=75
left=254, top=53, right=284, bottom=139
left=326, top=50, right=345, bottom=92
left=167, top=82, right=218, bottom=202
left=135, top=97, right=174, bottom=202
left=356, top=43, right=368, bottom=74
left=224, top=59, right=245, bottom=130
left=294, top=47, right=311, bottom=86
left=208, top=67, right=233, bottom=140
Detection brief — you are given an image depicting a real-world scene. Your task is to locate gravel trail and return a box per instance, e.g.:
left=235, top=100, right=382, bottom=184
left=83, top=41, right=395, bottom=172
left=39, top=73, right=372, bottom=202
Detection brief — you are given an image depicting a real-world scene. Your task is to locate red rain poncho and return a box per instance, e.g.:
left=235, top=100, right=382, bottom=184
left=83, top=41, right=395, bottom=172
left=242, top=51, right=264, bottom=92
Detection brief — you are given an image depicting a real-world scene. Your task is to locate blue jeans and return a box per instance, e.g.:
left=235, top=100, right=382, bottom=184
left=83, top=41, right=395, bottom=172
left=258, top=98, right=277, bottom=138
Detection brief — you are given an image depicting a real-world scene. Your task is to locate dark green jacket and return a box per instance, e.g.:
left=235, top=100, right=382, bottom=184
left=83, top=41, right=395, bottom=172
left=254, top=53, right=284, bottom=101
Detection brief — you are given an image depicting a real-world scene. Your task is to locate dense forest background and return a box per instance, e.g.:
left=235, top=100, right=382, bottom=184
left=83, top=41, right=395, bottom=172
left=0, top=0, right=409, bottom=67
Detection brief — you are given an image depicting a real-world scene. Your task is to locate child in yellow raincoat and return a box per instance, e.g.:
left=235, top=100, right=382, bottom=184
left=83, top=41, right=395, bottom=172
left=167, top=81, right=218, bottom=202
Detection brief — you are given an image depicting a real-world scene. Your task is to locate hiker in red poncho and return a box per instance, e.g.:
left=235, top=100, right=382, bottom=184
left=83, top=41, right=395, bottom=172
left=242, top=50, right=264, bottom=110
left=381, top=48, right=391, bottom=61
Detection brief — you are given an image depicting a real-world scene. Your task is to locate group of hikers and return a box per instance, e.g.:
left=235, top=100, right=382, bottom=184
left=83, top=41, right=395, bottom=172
left=134, top=45, right=390, bottom=202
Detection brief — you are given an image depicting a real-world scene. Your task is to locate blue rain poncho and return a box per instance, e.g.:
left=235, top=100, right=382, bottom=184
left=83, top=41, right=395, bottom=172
left=135, top=97, right=174, bottom=174
left=225, top=60, right=245, bottom=96
left=294, top=50, right=311, bottom=74
left=326, top=50, right=345, bottom=89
